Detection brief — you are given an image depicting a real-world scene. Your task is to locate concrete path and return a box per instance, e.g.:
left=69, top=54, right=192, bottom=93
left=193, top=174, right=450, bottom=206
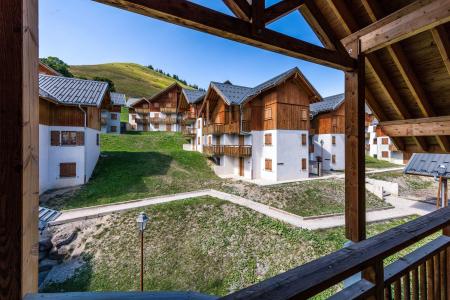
left=51, top=187, right=435, bottom=230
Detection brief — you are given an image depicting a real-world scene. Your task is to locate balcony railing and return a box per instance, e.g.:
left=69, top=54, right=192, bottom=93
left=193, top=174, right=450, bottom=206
left=182, top=128, right=196, bottom=137
left=160, top=107, right=177, bottom=113
left=204, top=124, right=224, bottom=135
left=164, top=117, right=178, bottom=125
left=134, top=108, right=151, bottom=113
left=204, top=122, right=242, bottom=135
left=149, top=117, right=161, bottom=123
left=203, top=145, right=251, bottom=157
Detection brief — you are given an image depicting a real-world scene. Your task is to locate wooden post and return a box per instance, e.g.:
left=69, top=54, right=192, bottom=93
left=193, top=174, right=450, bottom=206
left=437, top=177, right=443, bottom=208
left=362, top=262, right=384, bottom=300
left=0, top=0, right=39, bottom=299
left=345, top=40, right=366, bottom=242
left=140, top=231, right=144, bottom=291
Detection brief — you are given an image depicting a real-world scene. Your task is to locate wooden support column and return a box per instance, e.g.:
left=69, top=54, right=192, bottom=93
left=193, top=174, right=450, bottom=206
left=0, top=1, right=39, bottom=299
left=345, top=40, right=366, bottom=242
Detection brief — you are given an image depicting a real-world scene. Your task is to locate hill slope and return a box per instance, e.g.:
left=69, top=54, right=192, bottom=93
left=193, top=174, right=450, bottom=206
left=70, top=63, right=188, bottom=98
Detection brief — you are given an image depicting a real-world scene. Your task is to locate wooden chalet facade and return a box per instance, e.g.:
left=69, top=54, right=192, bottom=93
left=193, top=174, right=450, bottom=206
left=128, top=83, right=181, bottom=132
left=178, top=88, right=206, bottom=150
left=4, top=0, right=450, bottom=299
left=197, top=68, right=320, bottom=182
left=38, top=64, right=109, bottom=194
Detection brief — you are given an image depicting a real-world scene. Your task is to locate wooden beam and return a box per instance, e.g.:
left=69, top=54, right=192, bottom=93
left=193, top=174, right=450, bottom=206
left=264, top=0, right=304, bottom=25
left=223, top=0, right=251, bottom=21
left=0, top=0, right=39, bottom=299
left=251, top=0, right=265, bottom=35
left=432, top=25, right=450, bottom=76
left=379, top=116, right=450, bottom=137
left=96, top=0, right=355, bottom=71
left=345, top=40, right=366, bottom=242
left=343, top=0, right=450, bottom=53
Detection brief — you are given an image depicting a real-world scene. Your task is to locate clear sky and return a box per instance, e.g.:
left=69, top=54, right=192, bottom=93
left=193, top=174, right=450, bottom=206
left=39, top=0, right=344, bottom=97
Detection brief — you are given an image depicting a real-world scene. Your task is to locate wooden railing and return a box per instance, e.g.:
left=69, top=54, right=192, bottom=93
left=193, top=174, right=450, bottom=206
left=203, top=145, right=224, bottom=156
left=220, top=206, right=450, bottom=299
left=164, top=117, right=178, bottom=125
left=134, top=108, right=151, bottom=113
left=149, top=117, right=161, bottom=123
left=224, top=122, right=240, bottom=134
left=182, top=128, right=196, bottom=137
left=203, top=145, right=252, bottom=157
left=160, top=107, right=177, bottom=113
left=204, top=124, right=224, bottom=135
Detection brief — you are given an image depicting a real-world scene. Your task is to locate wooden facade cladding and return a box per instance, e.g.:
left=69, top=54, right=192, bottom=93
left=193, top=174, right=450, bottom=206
left=310, top=103, right=345, bottom=134
left=131, top=84, right=181, bottom=114
left=39, top=98, right=101, bottom=130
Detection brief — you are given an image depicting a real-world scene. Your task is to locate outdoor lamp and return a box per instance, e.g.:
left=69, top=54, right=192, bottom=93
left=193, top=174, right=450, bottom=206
left=136, top=212, right=149, bottom=232
left=136, top=211, right=149, bottom=291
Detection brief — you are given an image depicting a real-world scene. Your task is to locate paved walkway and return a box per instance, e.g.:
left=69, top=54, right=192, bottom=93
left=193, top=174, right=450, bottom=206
left=51, top=187, right=436, bottom=230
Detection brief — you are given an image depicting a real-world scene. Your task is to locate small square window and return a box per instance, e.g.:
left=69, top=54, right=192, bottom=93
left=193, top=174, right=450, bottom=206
left=265, top=159, right=272, bottom=171
left=264, top=107, right=272, bottom=120
left=264, top=134, right=272, bottom=145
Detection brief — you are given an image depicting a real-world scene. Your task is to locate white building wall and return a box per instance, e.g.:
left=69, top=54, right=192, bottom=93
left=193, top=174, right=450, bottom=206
left=39, top=124, right=50, bottom=194
left=195, top=118, right=203, bottom=153
left=313, top=133, right=345, bottom=171
left=108, top=112, right=121, bottom=134
left=85, top=127, right=101, bottom=180
left=275, top=130, right=309, bottom=181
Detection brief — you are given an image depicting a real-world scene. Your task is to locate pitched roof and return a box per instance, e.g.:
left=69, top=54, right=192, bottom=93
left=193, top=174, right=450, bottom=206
left=127, top=97, right=148, bottom=108
left=182, top=88, right=206, bottom=104
left=210, top=81, right=253, bottom=105
left=310, top=93, right=345, bottom=118
left=148, top=82, right=181, bottom=102
left=110, top=92, right=127, bottom=106
left=39, top=74, right=108, bottom=107
left=404, top=153, right=450, bottom=178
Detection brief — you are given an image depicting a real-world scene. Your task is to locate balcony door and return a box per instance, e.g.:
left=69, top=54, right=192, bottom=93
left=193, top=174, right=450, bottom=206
left=239, top=157, right=244, bottom=177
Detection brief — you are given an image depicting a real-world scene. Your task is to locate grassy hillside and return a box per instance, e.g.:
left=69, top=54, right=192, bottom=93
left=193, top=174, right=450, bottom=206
left=70, top=63, right=189, bottom=98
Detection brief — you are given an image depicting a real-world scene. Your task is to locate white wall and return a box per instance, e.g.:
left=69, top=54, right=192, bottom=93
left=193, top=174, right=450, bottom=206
left=313, top=133, right=345, bottom=171
left=195, top=118, right=203, bottom=153
left=275, top=130, right=309, bottom=181
left=85, top=127, right=100, bottom=180
left=39, top=124, right=50, bottom=194
left=108, top=112, right=121, bottom=134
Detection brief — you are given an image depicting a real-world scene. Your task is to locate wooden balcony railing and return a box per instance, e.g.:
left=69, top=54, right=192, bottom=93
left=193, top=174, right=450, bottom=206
left=160, top=107, right=177, bottom=113
left=164, top=117, right=178, bottom=125
left=134, top=108, right=151, bottom=113
left=204, top=124, right=224, bottom=135
left=203, top=145, right=224, bottom=156
left=149, top=117, right=161, bottom=123
left=203, top=145, right=251, bottom=157
left=182, top=128, right=196, bottom=137
left=224, top=122, right=240, bottom=134
left=222, top=206, right=450, bottom=300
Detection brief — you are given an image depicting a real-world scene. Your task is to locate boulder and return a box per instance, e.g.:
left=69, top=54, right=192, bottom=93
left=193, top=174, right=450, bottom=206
left=48, top=246, right=68, bottom=261
left=39, top=237, right=53, bottom=252
left=53, top=231, right=77, bottom=248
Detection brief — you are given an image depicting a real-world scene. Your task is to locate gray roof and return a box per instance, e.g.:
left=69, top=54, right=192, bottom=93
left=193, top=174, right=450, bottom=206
left=110, top=92, right=127, bottom=106
left=404, top=153, right=450, bottom=178
left=127, top=97, right=147, bottom=107
left=39, top=74, right=108, bottom=107
left=310, top=93, right=345, bottom=117
left=210, top=81, right=253, bottom=105
left=182, top=88, right=206, bottom=104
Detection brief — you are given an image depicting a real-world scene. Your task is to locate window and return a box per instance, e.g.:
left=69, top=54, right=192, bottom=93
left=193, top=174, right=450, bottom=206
left=61, top=131, right=84, bottom=146
left=111, top=126, right=117, bottom=133
left=373, top=138, right=377, bottom=145
left=154, top=123, right=159, bottom=129
left=264, top=133, right=272, bottom=145
left=265, top=159, right=272, bottom=171
left=131, top=114, right=136, bottom=121
left=197, top=120, right=201, bottom=129
left=332, top=155, right=336, bottom=164
left=301, top=109, right=308, bottom=121
left=111, top=113, right=118, bottom=120
left=382, top=151, right=389, bottom=158
left=382, top=138, right=389, bottom=145
left=197, top=137, right=201, bottom=145
left=50, top=131, right=60, bottom=146
left=302, top=158, right=307, bottom=170
left=60, top=162, right=76, bottom=178
left=143, top=103, right=149, bottom=109
left=301, top=134, right=307, bottom=145
left=332, top=136, right=336, bottom=145
left=264, top=107, right=272, bottom=120
left=96, top=134, right=99, bottom=146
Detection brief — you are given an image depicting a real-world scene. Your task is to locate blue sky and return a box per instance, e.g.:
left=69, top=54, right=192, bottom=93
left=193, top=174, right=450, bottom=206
left=39, top=0, right=344, bottom=97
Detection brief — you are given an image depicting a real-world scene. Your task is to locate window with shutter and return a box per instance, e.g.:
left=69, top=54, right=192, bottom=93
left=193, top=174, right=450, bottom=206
left=50, top=131, right=60, bottom=146
left=332, top=136, right=336, bottom=145
left=111, top=126, right=117, bottom=132
left=76, top=132, right=85, bottom=146
left=264, top=107, right=272, bottom=120
left=143, top=104, right=149, bottom=109
left=382, top=138, right=389, bottom=145
left=60, top=162, right=76, bottom=178
left=373, top=138, right=377, bottom=145
left=111, top=113, right=118, bottom=120
left=154, top=123, right=159, bottom=129
left=301, top=134, right=307, bottom=145
left=61, top=131, right=77, bottom=146
left=382, top=151, right=389, bottom=158
left=265, top=159, right=272, bottom=171
left=332, top=155, right=336, bottom=164
left=301, top=109, right=307, bottom=121
left=154, top=102, right=159, bottom=108
left=208, top=136, right=212, bottom=145
left=264, top=134, right=272, bottom=145
left=302, top=158, right=307, bottom=170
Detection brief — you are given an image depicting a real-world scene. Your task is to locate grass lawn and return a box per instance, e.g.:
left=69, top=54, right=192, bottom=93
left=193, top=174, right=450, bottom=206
left=369, top=171, right=435, bottom=198
left=365, top=155, right=402, bottom=169
left=42, top=197, right=426, bottom=298
left=44, top=132, right=221, bottom=210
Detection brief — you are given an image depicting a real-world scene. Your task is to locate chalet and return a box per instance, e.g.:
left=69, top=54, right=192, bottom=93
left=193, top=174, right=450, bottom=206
left=101, top=92, right=126, bottom=134
left=178, top=88, right=206, bottom=150
left=128, top=83, right=181, bottom=132
left=372, top=125, right=412, bottom=164
left=198, top=68, right=321, bottom=182
left=38, top=70, right=109, bottom=194
left=310, top=94, right=345, bottom=171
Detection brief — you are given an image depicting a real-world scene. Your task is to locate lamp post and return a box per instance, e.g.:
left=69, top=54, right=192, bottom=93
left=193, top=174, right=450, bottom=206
left=136, top=212, right=149, bottom=292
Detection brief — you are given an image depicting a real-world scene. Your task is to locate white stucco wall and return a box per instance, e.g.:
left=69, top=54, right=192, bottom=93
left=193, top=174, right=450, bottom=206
left=313, top=133, right=345, bottom=171
left=39, top=124, right=50, bottom=194
left=275, top=130, right=310, bottom=181
left=108, top=112, right=121, bottom=134
left=195, top=118, right=203, bottom=153
left=85, top=128, right=100, bottom=180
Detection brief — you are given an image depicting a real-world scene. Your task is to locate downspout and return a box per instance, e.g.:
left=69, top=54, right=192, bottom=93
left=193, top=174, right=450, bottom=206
left=78, top=105, right=87, bottom=184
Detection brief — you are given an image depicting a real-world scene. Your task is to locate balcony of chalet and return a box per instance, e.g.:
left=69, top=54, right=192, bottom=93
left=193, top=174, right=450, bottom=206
left=160, top=107, right=177, bottom=114
left=203, top=122, right=242, bottom=135
left=182, top=127, right=196, bottom=137
left=203, top=145, right=252, bottom=157
left=134, top=108, right=151, bottom=114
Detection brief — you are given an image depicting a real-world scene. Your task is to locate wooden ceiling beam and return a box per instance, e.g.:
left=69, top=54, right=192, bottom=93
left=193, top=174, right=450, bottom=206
left=432, top=25, right=450, bottom=76
left=252, top=0, right=265, bottom=34
left=343, top=0, right=450, bottom=54
left=379, top=116, right=450, bottom=137
left=361, top=0, right=449, bottom=152
left=223, top=0, right=251, bottom=21
left=95, top=0, right=355, bottom=71
left=264, top=0, right=305, bottom=25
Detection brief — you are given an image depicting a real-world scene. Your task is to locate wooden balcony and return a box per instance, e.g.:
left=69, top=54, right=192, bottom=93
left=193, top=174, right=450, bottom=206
left=134, top=108, right=151, bottom=113
left=164, top=117, right=178, bottom=125
left=203, top=145, right=224, bottom=156
left=224, top=122, right=240, bottom=134
left=204, top=124, right=224, bottom=135
left=203, top=145, right=251, bottom=157
left=182, top=128, right=196, bottom=137
left=160, top=107, right=177, bottom=113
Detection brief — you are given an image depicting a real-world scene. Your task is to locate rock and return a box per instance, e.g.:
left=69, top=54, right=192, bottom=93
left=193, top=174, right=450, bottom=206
left=39, top=237, right=53, bottom=252
left=39, top=259, right=58, bottom=273
left=48, top=247, right=68, bottom=261
left=53, top=231, right=77, bottom=248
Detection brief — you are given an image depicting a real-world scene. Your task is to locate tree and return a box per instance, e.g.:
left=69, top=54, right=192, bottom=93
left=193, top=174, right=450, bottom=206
left=93, top=76, right=116, bottom=92
left=40, top=56, right=74, bottom=77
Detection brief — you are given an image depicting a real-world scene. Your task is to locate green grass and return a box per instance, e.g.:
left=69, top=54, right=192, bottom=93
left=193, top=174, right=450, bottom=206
left=365, top=155, right=402, bottom=169
left=44, top=132, right=221, bottom=210
left=41, top=197, right=424, bottom=298
left=70, top=63, right=190, bottom=98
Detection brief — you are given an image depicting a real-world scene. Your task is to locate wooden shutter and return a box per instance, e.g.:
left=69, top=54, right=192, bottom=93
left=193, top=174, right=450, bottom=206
left=197, top=137, right=200, bottom=145
left=332, top=155, right=336, bottom=164
left=50, top=131, right=60, bottom=146
left=382, top=138, right=389, bottom=145
left=60, top=162, right=76, bottom=177
left=265, top=159, right=272, bottom=171
left=155, top=123, right=159, bottom=129
left=111, top=126, right=117, bottom=132
left=382, top=151, right=389, bottom=158
left=264, top=133, right=272, bottom=145
left=76, top=132, right=85, bottom=145
left=302, top=158, right=307, bottom=170
left=301, top=134, right=307, bottom=145
left=264, top=107, right=272, bottom=120
left=301, top=109, right=307, bottom=120
left=332, top=136, right=336, bottom=145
